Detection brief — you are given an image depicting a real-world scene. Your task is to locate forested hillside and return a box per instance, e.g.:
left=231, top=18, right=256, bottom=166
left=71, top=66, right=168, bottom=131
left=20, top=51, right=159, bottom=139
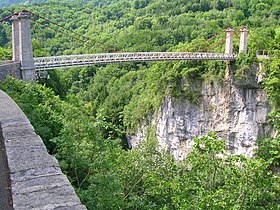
left=0, top=0, right=280, bottom=209
left=0, top=0, right=125, bottom=8
left=0, top=0, right=46, bottom=7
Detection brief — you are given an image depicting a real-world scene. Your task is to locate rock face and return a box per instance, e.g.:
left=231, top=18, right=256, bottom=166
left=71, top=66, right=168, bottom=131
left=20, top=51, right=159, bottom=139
left=128, top=67, right=271, bottom=160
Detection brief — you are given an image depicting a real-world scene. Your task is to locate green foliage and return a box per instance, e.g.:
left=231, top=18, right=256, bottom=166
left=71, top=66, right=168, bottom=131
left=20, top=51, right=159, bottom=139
left=1, top=77, right=279, bottom=209
left=257, top=137, right=280, bottom=167
left=0, top=77, right=64, bottom=152
left=233, top=53, right=259, bottom=87
left=257, top=57, right=280, bottom=168
left=1, top=0, right=280, bottom=209
left=0, top=47, right=12, bottom=60
left=235, top=53, right=257, bottom=74
left=175, top=132, right=280, bottom=209
left=77, top=131, right=280, bottom=209
left=264, top=58, right=280, bottom=111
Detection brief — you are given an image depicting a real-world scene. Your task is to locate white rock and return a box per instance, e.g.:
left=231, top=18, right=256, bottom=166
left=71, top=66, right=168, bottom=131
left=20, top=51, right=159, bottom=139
left=128, top=81, right=271, bottom=160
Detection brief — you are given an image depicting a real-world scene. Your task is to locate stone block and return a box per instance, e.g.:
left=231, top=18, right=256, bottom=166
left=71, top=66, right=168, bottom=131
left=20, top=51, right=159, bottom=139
left=12, top=185, right=83, bottom=209
left=6, top=145, right=59, bottom=173
left=4, top=134, right=44, bottom=147
left=10, top=166, right=62, bottom=183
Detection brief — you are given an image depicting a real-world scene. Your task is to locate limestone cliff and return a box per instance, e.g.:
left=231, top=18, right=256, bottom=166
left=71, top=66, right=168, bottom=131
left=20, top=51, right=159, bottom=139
left=127, top=65, right=272, bottom=159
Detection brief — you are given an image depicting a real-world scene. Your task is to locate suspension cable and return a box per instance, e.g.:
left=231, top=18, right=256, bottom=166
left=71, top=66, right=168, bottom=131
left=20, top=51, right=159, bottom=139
left=31, top=19, right=88, bottom=43
left=2, top=11, right=238, bottom=54
left=2, top=10, right=113, bottom=52
left=29, top=11, right=95, bottom=44
left=186, top=30, right=226, bottom=52
left=200, top=37, right=226, bottom=52
left=233, top=30, right=240, bottom=38
left=29, top=11, right=115, bottom=52
left=199, top=32, right=234, bottom=52
left=0, top=14, right=13, bottom=23
left=0, top=10, right=95, bottom=44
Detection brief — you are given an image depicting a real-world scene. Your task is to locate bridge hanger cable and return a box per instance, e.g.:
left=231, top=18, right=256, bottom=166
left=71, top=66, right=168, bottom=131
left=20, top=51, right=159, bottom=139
left=204, top=30, right=225, bottom=43
left=204, top=36, right=228, bottom=52
left=198, top=37, right=224, bottom=52
left=0, top=11, right=97, bottom=46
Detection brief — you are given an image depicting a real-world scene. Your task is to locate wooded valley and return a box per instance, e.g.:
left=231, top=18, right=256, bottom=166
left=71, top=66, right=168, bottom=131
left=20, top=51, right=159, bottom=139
left=0, top=0, right=280, bottom=209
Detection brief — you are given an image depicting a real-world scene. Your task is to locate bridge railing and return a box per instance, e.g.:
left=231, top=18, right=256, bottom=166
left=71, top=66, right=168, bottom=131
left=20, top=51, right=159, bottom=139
left=256, top=50, right=280, bottom=59
left=34, top=52, right=237, bottom=70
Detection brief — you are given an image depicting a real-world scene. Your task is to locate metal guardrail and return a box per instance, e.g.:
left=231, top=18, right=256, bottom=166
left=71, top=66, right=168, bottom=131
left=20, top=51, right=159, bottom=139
left=256, top=50, right=280, bottom=59
left=256, top=50, right=271, bottom=59
left=34, top=52, right=237, bottom=70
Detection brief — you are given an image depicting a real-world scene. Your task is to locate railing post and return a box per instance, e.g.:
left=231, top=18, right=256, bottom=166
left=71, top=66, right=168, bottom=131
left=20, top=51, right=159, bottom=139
left=225, top=28, right=234, bottom=54
left=239, top=28, right=249, bottom=54
left=17, top=10, right=35, bottom=82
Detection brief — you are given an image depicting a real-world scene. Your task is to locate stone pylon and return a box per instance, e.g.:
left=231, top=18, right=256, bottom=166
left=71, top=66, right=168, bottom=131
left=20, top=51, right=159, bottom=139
left=11, top=10, right=35, bottom=82
left=239, top=28, right=249, bottom=54
left=225, top=28, right=234, bottom=54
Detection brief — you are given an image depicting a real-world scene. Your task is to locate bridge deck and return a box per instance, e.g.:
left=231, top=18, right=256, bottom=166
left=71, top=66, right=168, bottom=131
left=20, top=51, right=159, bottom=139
left=34, top=52, right=237, bottom=70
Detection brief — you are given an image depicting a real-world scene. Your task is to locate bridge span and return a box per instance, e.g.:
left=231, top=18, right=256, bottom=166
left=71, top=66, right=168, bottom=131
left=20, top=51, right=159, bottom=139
left=34, top=52, right=237, bottom=70
left=0, top=10, right=249, bottom=82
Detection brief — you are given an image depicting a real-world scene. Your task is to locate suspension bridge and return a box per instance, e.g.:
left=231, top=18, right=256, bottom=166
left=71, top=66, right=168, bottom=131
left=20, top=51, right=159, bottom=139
left=1, top=10, right=251, bottom=82
left=34, top=52, right=237, bottom=70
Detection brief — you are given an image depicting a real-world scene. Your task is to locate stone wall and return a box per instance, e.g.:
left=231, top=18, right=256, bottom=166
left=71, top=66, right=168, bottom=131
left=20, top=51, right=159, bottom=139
left=0, top=90, right=86, bottom=210
left=0, top=62, right=21, bottom=81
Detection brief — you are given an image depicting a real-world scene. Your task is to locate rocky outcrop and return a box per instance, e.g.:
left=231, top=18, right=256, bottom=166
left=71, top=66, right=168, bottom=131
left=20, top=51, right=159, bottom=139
left=128, top=66, right=271, bottom=160
left=0, top=90, right=86, bottom=210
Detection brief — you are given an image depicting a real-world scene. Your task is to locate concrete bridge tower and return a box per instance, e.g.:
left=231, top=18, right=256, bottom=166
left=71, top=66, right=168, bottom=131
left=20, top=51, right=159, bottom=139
left=11, top=11, right=35, bottom=82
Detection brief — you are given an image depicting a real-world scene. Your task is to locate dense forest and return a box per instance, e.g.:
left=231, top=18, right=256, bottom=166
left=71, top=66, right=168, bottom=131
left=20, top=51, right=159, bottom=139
left=0, top=0, right=280, bottom=209
left=0, top=0, right=46, bottom=7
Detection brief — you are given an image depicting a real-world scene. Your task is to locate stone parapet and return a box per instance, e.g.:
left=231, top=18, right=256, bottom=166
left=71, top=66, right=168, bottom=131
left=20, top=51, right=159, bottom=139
left=0, top=62, right=21, bottom=81
left=0, top=90, right=86, bottom=210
